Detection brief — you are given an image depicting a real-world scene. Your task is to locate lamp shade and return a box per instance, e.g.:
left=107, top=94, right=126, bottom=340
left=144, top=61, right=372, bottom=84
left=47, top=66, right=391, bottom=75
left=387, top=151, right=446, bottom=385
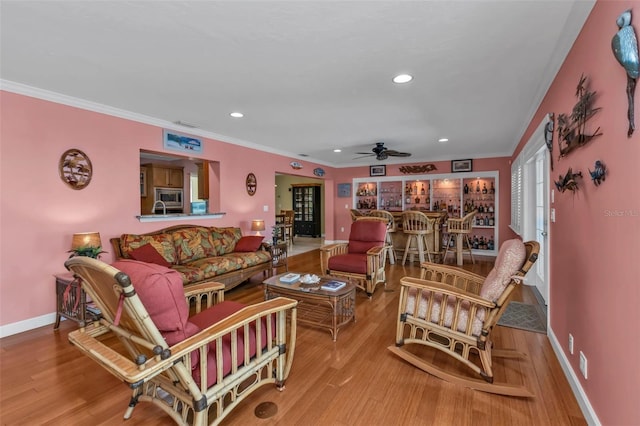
left=251, top=219, right=266, bottom=232
left=71, top=232, right=102, bottom=250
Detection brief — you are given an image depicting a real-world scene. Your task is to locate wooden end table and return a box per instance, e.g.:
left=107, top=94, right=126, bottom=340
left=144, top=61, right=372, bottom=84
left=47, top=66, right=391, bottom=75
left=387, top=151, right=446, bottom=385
left=54, top=272, right=101, bottom=330
left=263, top=272, right=355, bottom=341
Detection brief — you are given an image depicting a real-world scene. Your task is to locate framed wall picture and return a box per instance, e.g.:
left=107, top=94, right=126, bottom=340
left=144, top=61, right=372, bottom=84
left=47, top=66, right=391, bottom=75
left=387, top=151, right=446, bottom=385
left=451, top=159, right=473, bottom=173
left=163, top=129, right=202, bottom=153
left=337, top=183, right=351, bottom=197
left=370, top=165, right=386, bottom=177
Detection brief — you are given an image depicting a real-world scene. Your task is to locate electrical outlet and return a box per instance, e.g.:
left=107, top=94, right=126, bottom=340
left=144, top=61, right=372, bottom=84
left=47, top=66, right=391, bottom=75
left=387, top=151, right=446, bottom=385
left=579, top=351, right=588, bottom=379
left=340, top=227, right=344, bottom=232
left=568, top=334, right=574, bottom=355
left=551, top=208, right=556, bottom=222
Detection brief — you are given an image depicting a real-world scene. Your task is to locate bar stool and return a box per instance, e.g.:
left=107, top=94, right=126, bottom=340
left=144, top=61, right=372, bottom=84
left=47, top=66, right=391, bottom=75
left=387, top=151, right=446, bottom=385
left=443, top=210, right=476, bottom=265
left=401, top=211, right=436, bottom=265
left=368, top=210, right=397, bottom=264
left=350, top=209, right=364, bottom=222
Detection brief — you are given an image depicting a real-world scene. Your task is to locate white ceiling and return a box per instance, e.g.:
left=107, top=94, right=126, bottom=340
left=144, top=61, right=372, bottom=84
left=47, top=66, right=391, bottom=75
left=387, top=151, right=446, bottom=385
left=0, top=1, right=595, bottom=167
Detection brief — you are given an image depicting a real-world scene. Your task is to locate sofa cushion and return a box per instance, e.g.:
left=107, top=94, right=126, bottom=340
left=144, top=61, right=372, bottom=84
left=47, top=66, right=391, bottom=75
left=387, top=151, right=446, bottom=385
left=348, top=220, right=387, bottom=254
left=209, top=227, right=242, bottom=255
left=128, top=243, right=171, bottom=267
left=479, top=239, right=526, bottom=302
left=120, top=233, right=177, bottom=265
left=234, top=235, right=264, bottom=252
left=171, top=227, right=212, bottom=264
left=111, top=260, right=188, bottom=333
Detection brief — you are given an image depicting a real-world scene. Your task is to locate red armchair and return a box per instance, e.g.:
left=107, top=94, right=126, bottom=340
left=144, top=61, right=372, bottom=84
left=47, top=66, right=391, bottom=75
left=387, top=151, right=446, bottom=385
left=320, top=219, right=388, bottom=297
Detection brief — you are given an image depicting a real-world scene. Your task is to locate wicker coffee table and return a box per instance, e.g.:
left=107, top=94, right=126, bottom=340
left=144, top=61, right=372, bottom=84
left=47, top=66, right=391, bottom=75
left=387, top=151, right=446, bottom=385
left=263, top=272, right=356, bottom=341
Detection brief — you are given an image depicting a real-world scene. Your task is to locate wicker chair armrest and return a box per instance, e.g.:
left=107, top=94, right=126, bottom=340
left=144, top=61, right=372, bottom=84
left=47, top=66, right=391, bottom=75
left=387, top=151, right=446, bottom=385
left=400, top=276, right=495, bottom=309
left=319, top=243, right=348, bottom=254
left=419, top=262, right=485, bottom=294
left=184, top=281, right=226, bottom=313
left=366, top=245, right=386, bottom=256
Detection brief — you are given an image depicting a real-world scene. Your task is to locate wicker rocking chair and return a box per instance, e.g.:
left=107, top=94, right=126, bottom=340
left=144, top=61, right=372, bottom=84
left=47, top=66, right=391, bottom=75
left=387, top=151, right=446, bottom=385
left=65, top=257, right=297, bottom=425
left=388, top=239, right=539, bottom=397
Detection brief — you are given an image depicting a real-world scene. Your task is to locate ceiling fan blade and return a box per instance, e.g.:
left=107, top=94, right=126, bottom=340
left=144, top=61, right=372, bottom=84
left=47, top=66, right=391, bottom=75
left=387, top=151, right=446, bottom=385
left=355, top=152, right=375, bottom=155
left=353, top=154, right=375, bottom=159
left=386, top=150, right=411, bottom=157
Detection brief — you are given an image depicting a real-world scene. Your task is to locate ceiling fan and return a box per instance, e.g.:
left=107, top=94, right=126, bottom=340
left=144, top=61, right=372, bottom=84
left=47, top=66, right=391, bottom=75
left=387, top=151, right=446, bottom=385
left=355, top=142, right=412, bottom=161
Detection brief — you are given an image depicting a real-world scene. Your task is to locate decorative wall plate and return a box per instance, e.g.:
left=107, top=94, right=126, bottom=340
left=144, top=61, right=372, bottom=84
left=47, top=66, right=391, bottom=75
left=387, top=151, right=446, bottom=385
left=313, top=167, right=325, bottom=177
left=59, top=148, right=93, bottom=190
left=246, top=172, right=257, bottom=196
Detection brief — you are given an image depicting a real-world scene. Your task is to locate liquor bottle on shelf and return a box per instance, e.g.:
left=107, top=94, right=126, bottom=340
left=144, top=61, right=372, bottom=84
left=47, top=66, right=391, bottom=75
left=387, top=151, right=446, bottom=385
left=489, top=216, right=495, bottom=226
left=464, top=183, right=469, bottom=194
left=476, top=180, right=481, bottom=193
left=420, top=184, right=425, bottom=195
left=490, top=181, right=495, bottom=194
left=482, top=183, right=488, bottom=194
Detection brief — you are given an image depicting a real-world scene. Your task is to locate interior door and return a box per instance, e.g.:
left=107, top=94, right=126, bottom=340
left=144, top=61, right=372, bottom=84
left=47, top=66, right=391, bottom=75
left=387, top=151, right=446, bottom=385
left=524, top=148, right=550, bottom=305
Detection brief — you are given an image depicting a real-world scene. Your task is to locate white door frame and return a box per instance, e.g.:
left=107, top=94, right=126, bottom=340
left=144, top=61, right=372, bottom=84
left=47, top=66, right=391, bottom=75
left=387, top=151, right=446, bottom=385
left=518, top=116, right=551, bottom=305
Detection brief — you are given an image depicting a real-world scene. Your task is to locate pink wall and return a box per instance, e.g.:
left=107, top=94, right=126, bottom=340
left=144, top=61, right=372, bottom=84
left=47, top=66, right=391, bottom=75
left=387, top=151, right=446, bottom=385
left=0, top=91, right=332, bottom=327
left=512, top=1, right=640, bottom=424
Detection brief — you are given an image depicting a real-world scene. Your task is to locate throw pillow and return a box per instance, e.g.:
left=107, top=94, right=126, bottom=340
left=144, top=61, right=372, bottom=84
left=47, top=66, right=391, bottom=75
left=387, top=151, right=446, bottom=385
left=234, top=235, right=264, bottom=252
left=479, top=239, right=526, bottom=302
left=129, top=243, right=171, bottom=267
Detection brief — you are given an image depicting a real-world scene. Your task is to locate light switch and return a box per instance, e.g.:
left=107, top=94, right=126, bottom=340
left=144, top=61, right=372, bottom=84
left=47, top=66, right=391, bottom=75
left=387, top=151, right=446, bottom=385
left=263, top=205, right=269, bottom=212
left=345, top=204, right=349, bottom=209
left=341, top=227, right=344, bottom=232
left=551, top=208, right=556, bottom=222
left=551, top=189, right=555, bottom=204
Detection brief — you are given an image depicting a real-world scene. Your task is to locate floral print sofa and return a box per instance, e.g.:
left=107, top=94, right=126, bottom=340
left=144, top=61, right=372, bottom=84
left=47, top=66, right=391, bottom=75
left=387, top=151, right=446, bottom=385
left=110, top=224, right=272, bottom=291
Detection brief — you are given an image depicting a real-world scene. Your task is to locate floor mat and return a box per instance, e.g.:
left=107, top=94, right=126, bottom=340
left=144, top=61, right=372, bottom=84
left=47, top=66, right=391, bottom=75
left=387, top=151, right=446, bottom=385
left=497, top=301, right=547, bottom=334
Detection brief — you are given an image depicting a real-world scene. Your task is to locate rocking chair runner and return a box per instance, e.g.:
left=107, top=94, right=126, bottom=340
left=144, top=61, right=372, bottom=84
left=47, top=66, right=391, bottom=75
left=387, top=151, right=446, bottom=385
left=65, top=257, right=298, bottom=425
left=388, top=239, right=539, bottom=397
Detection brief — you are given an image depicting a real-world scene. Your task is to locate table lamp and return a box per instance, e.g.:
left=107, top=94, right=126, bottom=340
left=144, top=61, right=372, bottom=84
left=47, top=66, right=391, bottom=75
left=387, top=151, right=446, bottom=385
left=251, top=219, right=265, bottom=236
left=69, top=232, right=105, bottom=258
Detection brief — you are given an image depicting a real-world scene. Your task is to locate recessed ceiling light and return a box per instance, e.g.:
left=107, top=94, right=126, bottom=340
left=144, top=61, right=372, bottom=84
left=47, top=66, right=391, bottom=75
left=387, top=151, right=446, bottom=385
left=393, top=74, right=413, bottom=84
left=438, top=138, right=449, bottom=143
left=333, top=149, right=342, bottom=153
left=230, top=112, right=244, bottom=118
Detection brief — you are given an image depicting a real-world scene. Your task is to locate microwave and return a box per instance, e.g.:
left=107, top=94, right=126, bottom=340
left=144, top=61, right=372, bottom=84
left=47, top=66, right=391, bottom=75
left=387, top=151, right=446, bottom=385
left=154, top=187, right=183, bottom=210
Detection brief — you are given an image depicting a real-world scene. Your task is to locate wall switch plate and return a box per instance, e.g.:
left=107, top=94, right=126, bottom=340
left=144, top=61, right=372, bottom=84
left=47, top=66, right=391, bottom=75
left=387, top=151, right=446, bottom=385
left=579, top=351, right=588, bottom=379
left=340, top=227, right=344, bottom=232
left=263, top=205, right=269, bottom=212
left=551, top=208, right=556, bottom=222
left=345, top=204, right=349, bottom=209
left=569, top=334, right=574, bottom=354
left=551, top=189, right=555, bottom=204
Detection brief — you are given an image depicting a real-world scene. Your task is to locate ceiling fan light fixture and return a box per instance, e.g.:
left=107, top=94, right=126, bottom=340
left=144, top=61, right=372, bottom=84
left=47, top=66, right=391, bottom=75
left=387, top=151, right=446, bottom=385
left=230, top=112, right=244, bottom=118
left=393, top=74, right=413, bottom=84
left=438, top=138, right=449, bottom=143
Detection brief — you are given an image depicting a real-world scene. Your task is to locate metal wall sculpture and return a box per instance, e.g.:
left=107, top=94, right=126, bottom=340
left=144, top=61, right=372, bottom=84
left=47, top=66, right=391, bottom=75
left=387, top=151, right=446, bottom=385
left=555, top=167, right=582, bottom=194
left=612, top=9, right=639, bottom=137
left=557, top=74, right=602, bottom=159
left=589, top=160, right=607, bottom=186
left=398, top=164, right=437, bottom=174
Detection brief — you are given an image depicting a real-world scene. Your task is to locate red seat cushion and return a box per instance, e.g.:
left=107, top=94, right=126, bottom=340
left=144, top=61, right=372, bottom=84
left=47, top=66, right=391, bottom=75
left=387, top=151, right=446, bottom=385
left=189, top=301, right=274, bottom=387
left=328, top=253, right=368, bottom=274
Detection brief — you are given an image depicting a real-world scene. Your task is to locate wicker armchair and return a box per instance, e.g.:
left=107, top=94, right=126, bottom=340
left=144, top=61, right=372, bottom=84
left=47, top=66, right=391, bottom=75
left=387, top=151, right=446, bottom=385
left=388, top=239, right=539, bottom=397
left=320, top=219, right=388, bottom=297
left=65, top=257, right=297, bottom=425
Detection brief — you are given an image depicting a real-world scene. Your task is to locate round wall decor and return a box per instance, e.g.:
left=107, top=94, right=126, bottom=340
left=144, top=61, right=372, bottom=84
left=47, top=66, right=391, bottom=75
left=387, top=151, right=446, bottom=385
left=59, top=148, right=93, bottom=190
left=246, top=172, right=257, bottom=196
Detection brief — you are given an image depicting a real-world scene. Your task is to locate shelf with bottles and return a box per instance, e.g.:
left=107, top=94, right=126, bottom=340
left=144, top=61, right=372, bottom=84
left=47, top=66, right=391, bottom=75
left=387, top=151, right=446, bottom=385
left=355, top=181, right=378, bottom=211
left=432, top=178, right=461, bottom=217
left=402, top=180, right=431, bottom=210
left=378, top=181, right=403, bottom=211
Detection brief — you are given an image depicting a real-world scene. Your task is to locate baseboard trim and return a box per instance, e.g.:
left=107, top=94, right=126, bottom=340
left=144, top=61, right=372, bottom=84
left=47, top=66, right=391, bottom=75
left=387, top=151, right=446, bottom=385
left=548, top=328, right=601, bottom=426
left=0, top=312, right=57, bottom=338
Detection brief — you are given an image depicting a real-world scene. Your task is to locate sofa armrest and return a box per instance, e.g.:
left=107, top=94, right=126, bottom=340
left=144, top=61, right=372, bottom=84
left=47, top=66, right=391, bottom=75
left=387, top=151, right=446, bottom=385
left=184, top=281, right=225, bottom=314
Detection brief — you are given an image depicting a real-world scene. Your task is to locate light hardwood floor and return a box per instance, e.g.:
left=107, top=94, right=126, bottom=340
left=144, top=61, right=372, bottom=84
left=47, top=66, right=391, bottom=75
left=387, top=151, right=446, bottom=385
left=0, top=251, right=586, bottom=425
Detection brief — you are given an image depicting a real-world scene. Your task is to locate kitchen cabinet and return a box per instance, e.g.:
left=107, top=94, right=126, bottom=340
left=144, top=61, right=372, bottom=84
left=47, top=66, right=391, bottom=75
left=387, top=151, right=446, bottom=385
left=353, top=171, right=499, bottom=256
left=146, top=164, right=184, bottom=188
left=292, top=184, right=321, bottom=237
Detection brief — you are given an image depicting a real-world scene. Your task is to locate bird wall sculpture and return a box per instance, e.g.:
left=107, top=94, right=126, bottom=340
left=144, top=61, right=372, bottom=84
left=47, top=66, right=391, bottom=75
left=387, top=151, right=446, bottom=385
left=588, top=160, right=607, bottom=186
left=612, top=9, right=639, bottom=137
left=555, top=167, right=582, bottom=194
